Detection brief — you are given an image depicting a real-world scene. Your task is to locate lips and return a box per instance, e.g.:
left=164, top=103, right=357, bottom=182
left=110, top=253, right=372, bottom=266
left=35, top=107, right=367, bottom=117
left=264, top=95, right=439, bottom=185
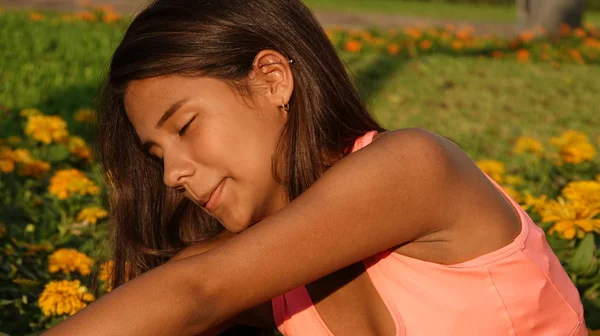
left=199, top=179, right=225, bottom=212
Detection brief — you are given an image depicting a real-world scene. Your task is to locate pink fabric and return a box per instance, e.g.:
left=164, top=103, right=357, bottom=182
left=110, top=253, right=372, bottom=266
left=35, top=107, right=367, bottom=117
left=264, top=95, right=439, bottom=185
left=271, top=131, right=587, bottom=336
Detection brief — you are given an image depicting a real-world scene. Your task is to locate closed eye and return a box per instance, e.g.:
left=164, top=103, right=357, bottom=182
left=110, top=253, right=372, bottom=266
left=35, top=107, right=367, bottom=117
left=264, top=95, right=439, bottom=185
left=178, top=115, right=197, bottom=136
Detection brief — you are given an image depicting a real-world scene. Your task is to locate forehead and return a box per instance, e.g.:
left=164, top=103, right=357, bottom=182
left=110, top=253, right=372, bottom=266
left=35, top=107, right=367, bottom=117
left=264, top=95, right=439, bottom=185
left=123, top=76, right=231, bottom=129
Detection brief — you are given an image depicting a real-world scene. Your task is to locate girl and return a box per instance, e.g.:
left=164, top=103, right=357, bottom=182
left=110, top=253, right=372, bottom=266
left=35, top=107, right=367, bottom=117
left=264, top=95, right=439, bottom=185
left=45, top=0, right=586, bottom=335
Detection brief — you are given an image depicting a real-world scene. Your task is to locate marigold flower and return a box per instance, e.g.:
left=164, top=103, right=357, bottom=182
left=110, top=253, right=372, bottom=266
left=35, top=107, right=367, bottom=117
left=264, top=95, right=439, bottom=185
left=13, top=149, right=32, bottom=162
left=67, top=136, right=93, bottom=162
left=19, top=159, right=51, bottom=178
left=476, top=160, right=505, bottom=183
left=522, top=193, right=548, bottom=214
left=419, top=39, right=433, bottom=50
left=518, top=30, right=535, bottom=43
left=501, top=185, right=523, bottom=203
left=48, top=169, right=100, bottom=199
left=387, top=43, right=400, bottom=55
left=505, top=175, right=524, bottom=186
left=77, top=206, right=108, bottom=224
left=74, top=108, right=96, bottom=122
left=451, top=40, right=463, bottom=50
left=99, top=260, right=132, bottom=292
left=25, top=115, right=69, bottom=144
left=516, top=49, right=530, bottom=63
left=403, top=27, right=422, bottom=40
left=513, top=136, right=544, bottom=157
left=19, top=108, right=42, bottom=117
left=48, top=248, right=94, bottom=275
left=491, top=50, right=503, bottom=59
left=562, top=180, right=600, bottom=206
left=550, top=130, right=589, bottom=147
left=0, top=147, right=16, bottom=173
left=558, top=141, right=596, bottom=164
left=75, top=11, right=96, bottom=22
left=38, top=280, right=95, bottom=316
left=344, top=40, right=362, bottom=53
left=29, top=12, right=44, bottom=22
left=542, top=197, right=600, bottom=239
left=98, top=260, right=114, bottom=283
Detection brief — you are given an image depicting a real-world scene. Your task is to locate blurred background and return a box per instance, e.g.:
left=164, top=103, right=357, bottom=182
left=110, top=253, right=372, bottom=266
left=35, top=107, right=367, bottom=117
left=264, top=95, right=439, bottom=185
left=1, top=0, right=599, bottom=335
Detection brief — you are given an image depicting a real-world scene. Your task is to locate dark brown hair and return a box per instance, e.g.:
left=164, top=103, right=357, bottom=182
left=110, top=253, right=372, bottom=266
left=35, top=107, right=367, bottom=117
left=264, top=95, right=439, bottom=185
left=98, top=0, right=386, bottom=290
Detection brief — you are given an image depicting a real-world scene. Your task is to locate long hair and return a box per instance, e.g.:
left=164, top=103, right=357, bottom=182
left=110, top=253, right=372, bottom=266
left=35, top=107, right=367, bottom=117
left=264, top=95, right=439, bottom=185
left=97, top=0, right=386, bottom=290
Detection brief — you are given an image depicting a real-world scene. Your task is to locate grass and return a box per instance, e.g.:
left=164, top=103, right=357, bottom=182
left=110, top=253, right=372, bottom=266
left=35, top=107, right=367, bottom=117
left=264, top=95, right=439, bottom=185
left=302, top=0, right=600, bottom=26
left=343, top=52, right=600, bottom=160
left=1, top=10, right=599, bottom=162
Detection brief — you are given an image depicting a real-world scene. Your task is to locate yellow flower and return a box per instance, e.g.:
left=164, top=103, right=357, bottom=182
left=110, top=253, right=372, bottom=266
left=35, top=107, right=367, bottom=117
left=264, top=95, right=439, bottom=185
left=522, top=193, right=548, bottom=214
left=542, top=197, right=600, bottom=239
left=505, top=175, right=524, bottom=186
left=67, top=136, right=93, bottom=162
left=562, top=180, right=600, bottom=206
left=19, top=159, right=51, bottom=178
left=38, top=280, right=95, bottom=316
left=13, top=149, right=32, bottom=162
left=98, top=260, right=114, bottom=283
left=501, top=185, right=523, bottom=203
left=0, top=146, right=16, bottom=173
left=476, top=160, right=505, bottom=183
left=77, top=206, right=108, bottom=224
left=48, top=248, right=94, bottom=275
left=48, top=169, right=100, bottom=199
left=557, top=141, right=596, bottom=164
left=74, top=108, right=96, bottom=123
left=550, top=130, right=589, bottom=147
left=19, top=108, right=42, bottom=118
left=513, top=136, right=544, bottom=157
left=25, top=115, right=69, bottom=144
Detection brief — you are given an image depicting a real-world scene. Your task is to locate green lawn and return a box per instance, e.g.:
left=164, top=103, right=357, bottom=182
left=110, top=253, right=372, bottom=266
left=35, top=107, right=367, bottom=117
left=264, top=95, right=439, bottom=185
left=303, top=0, right=600, bottom=26
left=1, top=10, right=599, bottom=161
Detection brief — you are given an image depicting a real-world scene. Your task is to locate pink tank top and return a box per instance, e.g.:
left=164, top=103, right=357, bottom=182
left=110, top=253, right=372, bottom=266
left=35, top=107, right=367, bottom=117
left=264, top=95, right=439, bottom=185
left=271, top=131, right=587, bottom=336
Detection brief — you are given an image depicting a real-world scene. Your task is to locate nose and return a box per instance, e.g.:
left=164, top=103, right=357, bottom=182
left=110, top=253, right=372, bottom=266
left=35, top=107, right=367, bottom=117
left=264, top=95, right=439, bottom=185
left=162, top=151, right=195, bottom=189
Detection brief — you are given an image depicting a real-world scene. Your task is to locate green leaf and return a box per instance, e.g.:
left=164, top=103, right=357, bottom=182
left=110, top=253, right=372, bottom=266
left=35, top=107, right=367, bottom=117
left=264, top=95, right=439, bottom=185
left=45, top=144, right=70, bottom=163
left=568, top=233, right=596, bottom=276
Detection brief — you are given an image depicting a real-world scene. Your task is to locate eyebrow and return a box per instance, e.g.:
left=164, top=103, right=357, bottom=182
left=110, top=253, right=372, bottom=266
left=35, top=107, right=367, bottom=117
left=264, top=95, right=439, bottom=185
left=140, top=98, right=189, bottom=153
left=155, top=98, right=190, bottom=128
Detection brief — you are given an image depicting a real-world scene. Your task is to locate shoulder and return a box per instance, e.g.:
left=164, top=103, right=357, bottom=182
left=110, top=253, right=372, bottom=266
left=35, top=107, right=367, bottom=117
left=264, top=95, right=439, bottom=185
left=363, top=128, right=459, bottom=179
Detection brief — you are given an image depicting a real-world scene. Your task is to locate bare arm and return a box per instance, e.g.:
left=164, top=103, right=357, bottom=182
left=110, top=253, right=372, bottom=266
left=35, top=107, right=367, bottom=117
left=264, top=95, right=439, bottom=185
left=43, top=128, right=460, bottom=335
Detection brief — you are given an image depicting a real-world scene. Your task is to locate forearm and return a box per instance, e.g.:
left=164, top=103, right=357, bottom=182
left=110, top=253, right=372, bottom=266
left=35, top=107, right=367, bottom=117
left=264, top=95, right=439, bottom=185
left=43, top=260, right=216, bottom=336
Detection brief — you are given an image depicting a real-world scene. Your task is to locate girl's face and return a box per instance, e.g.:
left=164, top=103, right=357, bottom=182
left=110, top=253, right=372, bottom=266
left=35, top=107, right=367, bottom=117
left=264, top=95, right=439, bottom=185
left=124, top=74, right=289, bottom=232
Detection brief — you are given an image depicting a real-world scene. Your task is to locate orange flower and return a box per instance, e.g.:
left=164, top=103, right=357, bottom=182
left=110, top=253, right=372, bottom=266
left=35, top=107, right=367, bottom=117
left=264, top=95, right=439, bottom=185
left=29, top=13, right=44, bottom=22
left=419, top=40, right=433, bottom=50
left=518, top=30, right=535, bottom=43
left=559, top=23, right=571, bottom=37
left=491, top=50, right=504, bottom=59
left=573, top=28, right=587, bottom=38
left=444, top=24, right=456, bottom=33
left=102, top=12, right=121, bottom=23
left=387, top=43, right=400, bottom=55
left=568, top=49, right=584, bottom=63
left=451, top=40, right=463, bottom=50
left=75, top=11, right=95, bottom=22
left=344, top=40, right=362, bottom=53
left=403, top=27, right=422, bottom=40
left=455, top=26, right=473, bottom=41
left=516, top=49, right=530, bottom=63
left=62, top=14, right=72, bottom=22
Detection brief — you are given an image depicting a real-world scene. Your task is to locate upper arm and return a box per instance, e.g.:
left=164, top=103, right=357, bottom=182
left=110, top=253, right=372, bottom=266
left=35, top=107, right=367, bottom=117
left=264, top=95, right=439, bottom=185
left=179, top=128, right=462, bottom=328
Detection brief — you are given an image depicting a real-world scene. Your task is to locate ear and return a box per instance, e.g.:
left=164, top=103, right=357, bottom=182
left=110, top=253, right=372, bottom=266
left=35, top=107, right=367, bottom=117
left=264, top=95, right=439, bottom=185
left=249, top=50, right=294, bottom=111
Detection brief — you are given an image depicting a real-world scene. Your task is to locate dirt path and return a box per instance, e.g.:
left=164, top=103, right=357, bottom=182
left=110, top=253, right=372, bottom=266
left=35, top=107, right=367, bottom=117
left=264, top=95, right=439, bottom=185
left=1, top=0, right=517, bottom=37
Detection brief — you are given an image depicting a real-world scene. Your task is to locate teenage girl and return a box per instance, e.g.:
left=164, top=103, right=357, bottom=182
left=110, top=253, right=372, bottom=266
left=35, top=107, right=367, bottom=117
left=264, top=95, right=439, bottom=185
left=44, top=0, right=587, bottom=335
